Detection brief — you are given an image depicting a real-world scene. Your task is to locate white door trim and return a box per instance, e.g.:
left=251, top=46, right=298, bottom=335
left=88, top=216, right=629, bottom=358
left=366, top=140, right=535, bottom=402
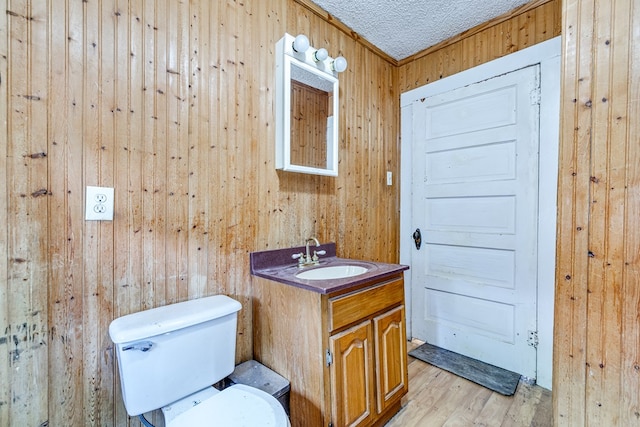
left=400, top=36, right=560, bottom=389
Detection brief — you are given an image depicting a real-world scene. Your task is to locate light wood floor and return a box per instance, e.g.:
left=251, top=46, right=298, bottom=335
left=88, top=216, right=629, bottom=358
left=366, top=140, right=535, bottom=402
left=385, top=341, right=553, bottom=427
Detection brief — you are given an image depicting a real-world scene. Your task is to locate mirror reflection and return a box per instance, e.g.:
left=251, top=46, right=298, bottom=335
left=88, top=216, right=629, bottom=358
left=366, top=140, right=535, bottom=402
left=289, top=63, right=334, bottom=170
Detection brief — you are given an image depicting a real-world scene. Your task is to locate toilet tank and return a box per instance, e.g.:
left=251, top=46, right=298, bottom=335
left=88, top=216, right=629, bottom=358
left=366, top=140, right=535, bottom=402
left=109, top=295, right=242, bottom=416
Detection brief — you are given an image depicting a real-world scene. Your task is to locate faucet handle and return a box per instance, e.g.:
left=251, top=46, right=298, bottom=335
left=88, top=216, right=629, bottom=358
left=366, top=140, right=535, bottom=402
left=312, top=250, right=326, bottom=262
left=292, top=253, right=303, bottom=260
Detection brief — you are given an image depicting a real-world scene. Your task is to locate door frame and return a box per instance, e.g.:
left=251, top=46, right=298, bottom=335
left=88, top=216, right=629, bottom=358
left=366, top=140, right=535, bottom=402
left=399, top=36, right=561, bottom=389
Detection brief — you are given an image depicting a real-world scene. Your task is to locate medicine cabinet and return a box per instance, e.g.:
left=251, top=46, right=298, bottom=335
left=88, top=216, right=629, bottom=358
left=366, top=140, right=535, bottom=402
left=275, top=33, right=343, bottom=176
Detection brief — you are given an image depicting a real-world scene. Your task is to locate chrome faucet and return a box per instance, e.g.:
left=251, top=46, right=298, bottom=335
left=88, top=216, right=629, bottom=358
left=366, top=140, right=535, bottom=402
left=292, top=236, right=326, bottom=267
left=305, top=237, right=320, bottom=262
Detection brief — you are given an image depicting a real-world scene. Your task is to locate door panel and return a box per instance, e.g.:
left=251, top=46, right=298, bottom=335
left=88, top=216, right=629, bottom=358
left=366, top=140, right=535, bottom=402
left=426, top=140, right=517, bottom=184
left=425, top=86, right=517, bottom=138
left=424, top=289, right=515, bottom=342
left=426, top=244, right=515, bottom=290
left=411, top=64, right=540, bottom=378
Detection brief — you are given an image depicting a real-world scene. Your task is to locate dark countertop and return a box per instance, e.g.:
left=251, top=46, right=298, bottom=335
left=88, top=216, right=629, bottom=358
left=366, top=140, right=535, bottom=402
left=250, top=243, right=409, bottom=295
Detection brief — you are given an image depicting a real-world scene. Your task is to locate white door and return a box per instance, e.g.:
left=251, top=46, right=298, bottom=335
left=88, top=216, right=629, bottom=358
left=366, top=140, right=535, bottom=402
left=410, top=64, right=540, bottom=378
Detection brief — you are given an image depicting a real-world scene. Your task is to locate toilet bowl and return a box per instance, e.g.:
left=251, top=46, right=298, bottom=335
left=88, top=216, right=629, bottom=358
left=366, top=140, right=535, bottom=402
left=109, top=295, right=289, bottom=426
left=162, top=384, right=289, bottom=427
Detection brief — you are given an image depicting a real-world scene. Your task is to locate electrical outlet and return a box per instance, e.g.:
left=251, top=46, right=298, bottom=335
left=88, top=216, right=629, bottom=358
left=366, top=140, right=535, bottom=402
left=386, top=171, right=393, bottom=186
left=85, top=186, right=114, bottom=221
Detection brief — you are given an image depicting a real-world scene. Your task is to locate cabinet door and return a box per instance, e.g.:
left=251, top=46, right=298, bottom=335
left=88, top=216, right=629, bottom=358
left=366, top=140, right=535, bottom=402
left=374, top=305, right=408, bottom=414
left=329, top=320, right=375, bottom=427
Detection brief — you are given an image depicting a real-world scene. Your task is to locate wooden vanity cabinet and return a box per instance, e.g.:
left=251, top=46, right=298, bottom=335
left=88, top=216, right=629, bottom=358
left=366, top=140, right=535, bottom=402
left=253, top=274, right=408, bottom=427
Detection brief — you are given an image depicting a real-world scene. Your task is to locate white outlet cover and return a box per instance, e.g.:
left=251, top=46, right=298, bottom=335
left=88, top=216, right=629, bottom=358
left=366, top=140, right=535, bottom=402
left=85, top=186, right=114, bottom=221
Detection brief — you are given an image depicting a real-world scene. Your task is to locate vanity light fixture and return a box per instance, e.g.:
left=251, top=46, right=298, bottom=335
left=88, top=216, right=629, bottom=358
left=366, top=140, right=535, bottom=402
left=289, top=33, right=347, bottom=74
left=314, top=48, right=328, bottom=62
left=292, top=34, right=310, bottom=53
left=332, top=56, right=348, bottom=73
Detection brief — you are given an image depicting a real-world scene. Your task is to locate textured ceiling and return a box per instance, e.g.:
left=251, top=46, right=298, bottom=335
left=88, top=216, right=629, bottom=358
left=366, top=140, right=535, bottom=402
left=309, top=0, right=531, bottom=60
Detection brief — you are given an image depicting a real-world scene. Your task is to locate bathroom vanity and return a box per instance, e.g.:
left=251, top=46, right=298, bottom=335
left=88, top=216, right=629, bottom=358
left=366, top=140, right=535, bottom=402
left=250, top=244, right=409, bottom=427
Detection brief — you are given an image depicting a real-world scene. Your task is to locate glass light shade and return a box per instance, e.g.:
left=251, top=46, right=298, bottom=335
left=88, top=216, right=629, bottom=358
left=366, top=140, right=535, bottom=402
left=332, top=56, right=348, bottom=73
left=292, top=34, right=310, bottom=53
left=314, top=48, right=328, bottom=62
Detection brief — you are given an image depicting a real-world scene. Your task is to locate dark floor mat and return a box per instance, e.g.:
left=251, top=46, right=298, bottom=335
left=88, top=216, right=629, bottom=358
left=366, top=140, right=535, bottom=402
left=409, top=342, right=521, bottom=396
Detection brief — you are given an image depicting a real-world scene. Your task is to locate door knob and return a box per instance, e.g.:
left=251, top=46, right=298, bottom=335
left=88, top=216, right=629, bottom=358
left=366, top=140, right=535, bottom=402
left=413, top=228, right=422, bottom=250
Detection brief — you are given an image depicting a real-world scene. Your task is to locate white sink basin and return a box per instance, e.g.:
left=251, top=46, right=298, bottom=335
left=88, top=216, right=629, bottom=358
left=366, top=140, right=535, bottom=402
left=295, top=265, right=368, bottom=280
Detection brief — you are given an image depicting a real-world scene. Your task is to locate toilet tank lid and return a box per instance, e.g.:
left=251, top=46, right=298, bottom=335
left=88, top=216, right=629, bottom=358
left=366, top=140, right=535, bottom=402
left=109, top=295, right=242, bottom=344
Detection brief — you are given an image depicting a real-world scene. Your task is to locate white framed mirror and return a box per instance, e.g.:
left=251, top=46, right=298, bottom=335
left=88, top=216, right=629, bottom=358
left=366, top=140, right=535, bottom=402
left=275, top=33, right=342, bottom=176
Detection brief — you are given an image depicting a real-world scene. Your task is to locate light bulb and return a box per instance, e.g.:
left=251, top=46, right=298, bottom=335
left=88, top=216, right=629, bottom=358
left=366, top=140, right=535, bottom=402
left=314, top=48, right=328, bottom=62
left=292, top=34, right=310, bottom=53
left=332, top=56, right=347, bottom=73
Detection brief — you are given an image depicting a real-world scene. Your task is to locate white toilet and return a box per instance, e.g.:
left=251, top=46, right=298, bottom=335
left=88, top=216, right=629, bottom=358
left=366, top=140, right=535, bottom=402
left=109, top=295, right=290, bottom=427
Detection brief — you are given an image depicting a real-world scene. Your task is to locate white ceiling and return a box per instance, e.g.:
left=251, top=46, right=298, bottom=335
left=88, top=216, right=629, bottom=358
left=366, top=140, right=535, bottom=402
left=309, top=0, right=531, bottom=60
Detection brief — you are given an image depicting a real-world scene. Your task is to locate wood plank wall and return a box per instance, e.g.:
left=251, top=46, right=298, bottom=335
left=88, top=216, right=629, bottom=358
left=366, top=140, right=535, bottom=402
left=553, top=0, right=640, bottom=425
left=0, top=1, right=397, bottom=426
left=6, top=0, right=637, bottom=425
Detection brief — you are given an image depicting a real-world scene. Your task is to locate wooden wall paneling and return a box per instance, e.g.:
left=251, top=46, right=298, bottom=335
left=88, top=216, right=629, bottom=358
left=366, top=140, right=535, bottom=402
left=224, top=0, right=241, bottom=284
left=138, top=0, right=154, bottom=313
left=554, top=0, right=640, bottom=425
left=518, top=10, right=531, bottom=52
left=5, top=1, right=49, bottom=424
left=586, top=0, right=616, bottom=422
left=552, top=0, right=591, bottom=423
left=126, top=0, right=144, bottom=319
left=177, top=0, right=192, bottom=307
left=29, top=0, right=50, bottom=423
left=207, top=0, right=225, bottom=299
left=187, top=0, right=207, bottom=301
left=385, top=63, right=400, bottom=262
left=231, top=0, right=256, bottom=361
left=217, top=0, right=234, bottom=292
left=605, top=2, right=633, bottom=422
left=622, top=1, right=640, bottom=422
left=130, top=0, right=149, bottom=317
left=534, top=3, right=549, bottom=44
left=584, top=0, right=609, bottom=423
left=125, top=4, right=146, bottom=425
left=256, top=1, right=298, bottom=252
left=159, top=0, right=177, bottom=308
left=151, top=0, right=170, bottom=312
left=46, top=3, right=68, bottom=425
left=47, top=1, right=79, bottom=425
left=389, top=63, right=401, bottom=260
left=586, top=1, right=625, bottom=423
left=203, top=0, right=220, bottom=301
left=340, top=36, right=361, bottom=259
left=553, top=0, right=593, bottom=424
left=181, top=0, right=193, bottom=303
left=101, top=1, right=127, bottom=425
left=240, top=0, right=265, bottom=360
left=0, top=0, right=8, bottom=423
left=613, top=2, right=640, bottom=425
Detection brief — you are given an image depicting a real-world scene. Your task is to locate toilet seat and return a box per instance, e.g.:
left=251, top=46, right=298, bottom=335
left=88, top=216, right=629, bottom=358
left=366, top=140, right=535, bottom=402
left=165, top=384, right=290, bottom=427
